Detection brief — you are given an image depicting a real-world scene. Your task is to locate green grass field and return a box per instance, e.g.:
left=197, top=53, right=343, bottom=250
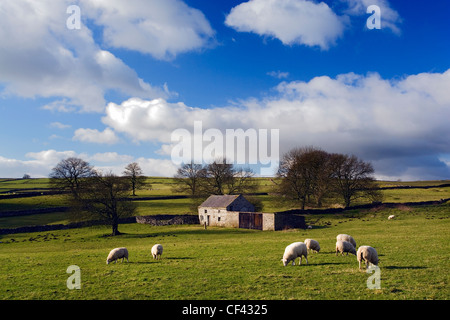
left=0, top=178, right=449, bottom=300
left=0, top=202, right=449, bottom=300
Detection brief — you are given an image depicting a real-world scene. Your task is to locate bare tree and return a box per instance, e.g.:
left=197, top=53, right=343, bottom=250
left=173, top=158, right=257, bottom=196
left=226, top=167, right=258, bottom=195
left=309, top=149, right=334, bottom=207
left=330, top=153, right=382, bottom=208
left=50, top=158, right=136, bottom=235
left=276, top=147, right=321, bottom=209
left=276, top=147, right=382, bottom=209
left=76, top=171, right=137, bottom=235
left=122, top=162, right=148, bottom=196
left=202, top=158, right=257, bottom=195
left=173, top=162, right=206, bottom=196
left=49, top=157, right=95, bottom=198
left=203, top=159, right=234, bottom=195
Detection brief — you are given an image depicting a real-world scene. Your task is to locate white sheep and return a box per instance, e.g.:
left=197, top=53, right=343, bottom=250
left=106, top=247, right=129, bottom=264
left=335, top=240, right=356, bottom=256
left=151, top=244, right=163, bottom=260
left=357, top=246, right=379, bottom=269
left=282, top=242, right=308, bottom=266
left=304, top=239, right=320, bottom=253
left=388, top=215, right=395, bottom=220
left=336, top=234, right=356, bottom=248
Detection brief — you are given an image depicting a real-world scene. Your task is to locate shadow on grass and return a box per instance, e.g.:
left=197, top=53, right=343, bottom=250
left=312, top=262, right=347, bottom=266
left=128, top=257, right=194, bottom=264
left=305, top=225, right=331, bottom=230
left=384, top=265, right=427, bottom=270
left=113, top=225, right=263, bottom=239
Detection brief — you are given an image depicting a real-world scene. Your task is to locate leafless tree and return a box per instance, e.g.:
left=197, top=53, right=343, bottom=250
left=226, top=167, right=258, bottom=195
left=203, top=159, right=234, bottom=195
left=76, top=171, right=137, bottom=236
left=202, top=158, right=256, bottom=195
left=122, top=162, right=148, bottom=196
left=173, top=162, right=206, bottom=196
left=276, top=147, right=323, bottom=209
left=173, top=158, right=257, bottom=196
left=329, top=153, right=382, bottom=208
left=49, top=157, right=95, bottom=199
left=277, top=147, right=381, bottom=209
left=50, top=158, right=136, bottom=235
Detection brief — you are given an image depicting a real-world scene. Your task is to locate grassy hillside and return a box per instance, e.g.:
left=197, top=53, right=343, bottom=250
left=0, top=202, right=448, bottom=300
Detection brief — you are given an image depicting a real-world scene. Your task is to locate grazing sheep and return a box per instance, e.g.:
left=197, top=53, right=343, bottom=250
left=357, top=246, right=379, bottom=269
left=336, top=234, right=356, bottom=248
left=151, top=244, right=163, bottom=260
left=388, top=215, right=395, bottom=220
left=106, top=247, right=129, bottom=264
left=335, top=240, right=356, bottom=256
left=304, top=239, right=320, bottom=253
left=282, top=242, right=308, bottom=266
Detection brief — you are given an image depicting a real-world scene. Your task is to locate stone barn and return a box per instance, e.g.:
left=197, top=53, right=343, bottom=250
left=198, top=194, right=305, bottom=231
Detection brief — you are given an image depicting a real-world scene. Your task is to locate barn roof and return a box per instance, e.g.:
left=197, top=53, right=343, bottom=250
left=198, top=194, right=241, bottom=208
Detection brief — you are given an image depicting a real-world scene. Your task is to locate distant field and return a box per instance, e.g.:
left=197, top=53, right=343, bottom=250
left=1, top=178, right=450, bottom=229
left=0, top=178, right=51, bottom=193
left=0, top=202, right=448, bottom=300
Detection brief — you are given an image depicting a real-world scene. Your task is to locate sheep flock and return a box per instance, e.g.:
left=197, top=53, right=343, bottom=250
left=281, top=233, right=379, bottom=270
left=106, top=234, right=378, bottom=271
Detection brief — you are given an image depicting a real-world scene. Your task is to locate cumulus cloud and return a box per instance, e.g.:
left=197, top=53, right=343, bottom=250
left=73, top=128, right=120, bottom=144
left=100, top=69, right=450, bottom=180
left=225, top=0, right=348, bottom=49
left=83, top=0, right=215, bottom=60
left=0, top=0, right=212, bottom=112
left=0, top=150, right=178, bottom=178
left=339, top=0, right=402, bottom=34
left=0, top=150, right=80, bottom=178
left=225, top=0, right=402, bottom=48
left=90, top=152, right=134, bottom=163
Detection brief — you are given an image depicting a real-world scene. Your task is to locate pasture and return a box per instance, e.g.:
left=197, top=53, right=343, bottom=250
left=0, top=178, right=449, bottom=300
left=0, top=202, right=448, bottom=300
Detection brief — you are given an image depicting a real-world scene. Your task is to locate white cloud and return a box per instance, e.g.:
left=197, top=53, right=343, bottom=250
left=82, top=0, right=215, bottom=60
left=267, top=71, right=290, bottom=79
left=100, top=69, right=450, bottom=180
left=0, top=0, right=189, bottom=112
left=0, top=150, right=178, bottom=178
left=0, top=150, right=80, bottom=178
left=50, top=122, right=72, bottom=130
left=133, top=157, right=178, bottom=177
left=225, top=0, right=402, bottom=48
left=225, top=0, right=347, bottom=49
left=90, top=152, right=133, bottom=164
left=339, top=0, right=402, bottom=34
left=73, top=127, right=120, bottom=144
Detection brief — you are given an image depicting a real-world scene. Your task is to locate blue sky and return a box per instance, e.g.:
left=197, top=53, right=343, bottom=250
left=1, top=0, right=449, bottom=180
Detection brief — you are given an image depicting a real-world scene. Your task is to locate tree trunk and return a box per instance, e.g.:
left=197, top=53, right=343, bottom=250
left=344, top=197, right=351, bottom=208
left=111, top=218, right=120, bottom=236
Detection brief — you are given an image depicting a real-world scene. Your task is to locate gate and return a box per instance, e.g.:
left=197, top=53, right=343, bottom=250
left=239, top=212, right=263, bottom=230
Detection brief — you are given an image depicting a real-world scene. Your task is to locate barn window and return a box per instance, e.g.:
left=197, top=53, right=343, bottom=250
left=204, top=209, right=207, bottom=213
left=218, top=217, right=221, bottom=222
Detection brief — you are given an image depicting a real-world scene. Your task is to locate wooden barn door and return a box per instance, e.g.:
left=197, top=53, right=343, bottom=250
left=239, top=213, right=263, bottom=230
